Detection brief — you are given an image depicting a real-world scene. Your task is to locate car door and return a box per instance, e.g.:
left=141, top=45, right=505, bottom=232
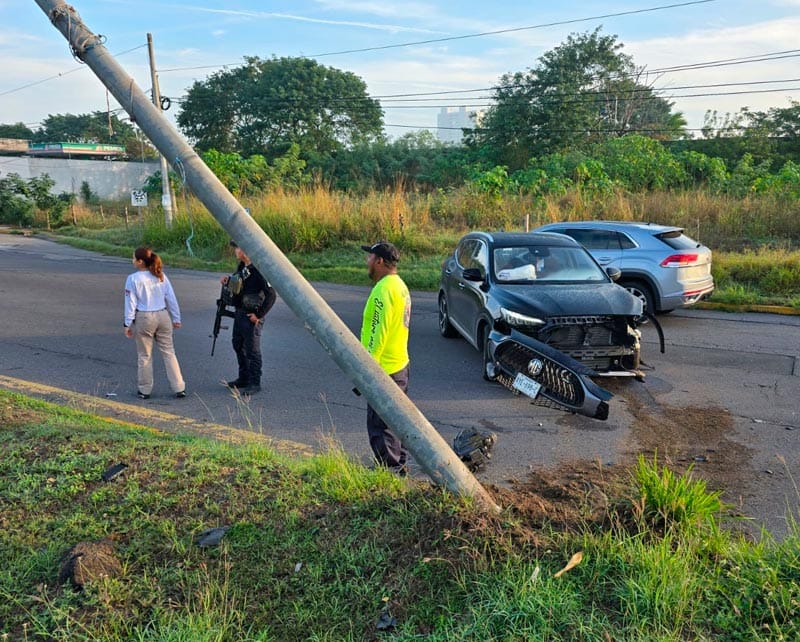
left=447, top=238, right=489, bottom=346
left=552, top=228, right=624, bottom=269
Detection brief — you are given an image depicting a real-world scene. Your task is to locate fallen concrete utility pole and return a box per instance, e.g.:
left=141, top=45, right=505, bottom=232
left=34, top=0, right=500, bottom=514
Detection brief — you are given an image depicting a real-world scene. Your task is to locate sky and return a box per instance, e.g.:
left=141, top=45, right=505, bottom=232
left=2, top=0, right=799, bottom=142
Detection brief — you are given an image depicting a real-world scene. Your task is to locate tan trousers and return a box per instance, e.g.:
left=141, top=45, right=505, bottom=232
left=133, top=309, right=185, bottom=395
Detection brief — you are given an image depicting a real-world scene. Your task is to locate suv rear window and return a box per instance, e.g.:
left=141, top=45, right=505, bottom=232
left=654, top=230, right=700, bottom=250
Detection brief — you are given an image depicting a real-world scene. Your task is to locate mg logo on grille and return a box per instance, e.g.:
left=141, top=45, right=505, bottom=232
left=527, top=359, right=544, bottom=376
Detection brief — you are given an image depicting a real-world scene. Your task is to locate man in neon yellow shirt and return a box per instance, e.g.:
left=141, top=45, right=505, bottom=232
left=360, top=240, right=411, bottom=475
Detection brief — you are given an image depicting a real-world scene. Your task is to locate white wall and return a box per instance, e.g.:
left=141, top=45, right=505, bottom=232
left=0, top=157, right=160, bottom=200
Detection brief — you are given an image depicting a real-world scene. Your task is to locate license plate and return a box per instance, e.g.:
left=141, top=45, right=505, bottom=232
left=512, top=372, right=541, bottom=399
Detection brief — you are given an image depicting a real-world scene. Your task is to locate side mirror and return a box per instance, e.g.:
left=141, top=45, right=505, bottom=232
left=606, top=267, right=621, bottom=282
left=462, top=268, right=484, bottom=282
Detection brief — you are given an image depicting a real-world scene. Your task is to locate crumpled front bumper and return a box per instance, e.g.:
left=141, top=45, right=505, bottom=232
left=487, top=329, right=613, bottom=420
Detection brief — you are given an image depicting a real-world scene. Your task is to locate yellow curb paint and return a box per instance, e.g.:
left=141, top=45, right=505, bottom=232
left=696, top=302, right=800, bottom=316
left=0, top=375, right=313, bottom=457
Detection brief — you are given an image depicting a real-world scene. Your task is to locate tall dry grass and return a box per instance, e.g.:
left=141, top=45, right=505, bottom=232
left=64, top=185, right=800, bottom=256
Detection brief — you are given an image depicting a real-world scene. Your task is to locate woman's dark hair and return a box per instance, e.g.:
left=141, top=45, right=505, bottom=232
left=134, top=246, right=164, bottom=281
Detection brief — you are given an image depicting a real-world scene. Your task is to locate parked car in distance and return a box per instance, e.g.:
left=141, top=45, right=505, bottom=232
left=533, top=221, right=714, bottom=315
left=438, top=231, right=643, bottom=383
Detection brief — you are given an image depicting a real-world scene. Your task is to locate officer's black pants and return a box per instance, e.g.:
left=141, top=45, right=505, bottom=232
left=232, top=309, right=263, bottom=385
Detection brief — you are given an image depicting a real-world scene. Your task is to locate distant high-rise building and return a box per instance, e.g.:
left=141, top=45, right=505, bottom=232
left=436, top=106, right=484, bottom=144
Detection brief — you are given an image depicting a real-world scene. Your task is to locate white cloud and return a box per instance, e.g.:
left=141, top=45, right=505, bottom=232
left=153, top=3, right=446, bottom=35
left=312, top=0, right=440, bottom=20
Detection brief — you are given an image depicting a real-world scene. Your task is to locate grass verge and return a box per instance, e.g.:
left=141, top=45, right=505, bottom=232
left=1, top=391, right=798, bottom=641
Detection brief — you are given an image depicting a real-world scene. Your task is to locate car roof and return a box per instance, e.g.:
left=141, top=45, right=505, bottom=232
left=539, top=221, right=682, bottom=234
left=464, top=231, right=580, bottom=248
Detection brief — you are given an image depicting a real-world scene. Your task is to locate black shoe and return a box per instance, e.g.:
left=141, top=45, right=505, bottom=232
left=239, top=384, right=261, bottom=395
left=227, top=379, right=248, bottom=389
left=175, top=390, right=186, bottom=398
left=137, top=391, right=150, bottom=399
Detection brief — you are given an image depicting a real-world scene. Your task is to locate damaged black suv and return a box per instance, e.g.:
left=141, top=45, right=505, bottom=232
left=438, top=232, right=643, bottom=416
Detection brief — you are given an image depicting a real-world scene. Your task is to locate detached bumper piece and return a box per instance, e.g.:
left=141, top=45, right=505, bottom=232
left=488, top=329, right=612, bottom=420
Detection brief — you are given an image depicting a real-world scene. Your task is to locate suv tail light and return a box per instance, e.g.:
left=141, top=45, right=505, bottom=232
left=660, top=253, right=699, bottom=267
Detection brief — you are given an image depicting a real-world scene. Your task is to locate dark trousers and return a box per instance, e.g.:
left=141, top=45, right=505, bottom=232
left=367, top=366, right=409, bottom=470
left=232, top=309, right=263, bottom=385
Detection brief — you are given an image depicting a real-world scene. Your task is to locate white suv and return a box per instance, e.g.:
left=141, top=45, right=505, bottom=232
left=534, top=221, right=714, bottom=315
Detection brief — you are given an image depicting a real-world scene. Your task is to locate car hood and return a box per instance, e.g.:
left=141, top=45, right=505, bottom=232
left=493, top=282, right=642, bottom=317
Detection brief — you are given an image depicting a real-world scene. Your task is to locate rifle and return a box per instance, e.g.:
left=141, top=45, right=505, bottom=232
left=210, top=283, right=236, bottom=356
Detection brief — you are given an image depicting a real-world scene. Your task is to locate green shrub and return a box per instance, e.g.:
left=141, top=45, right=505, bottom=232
left=634, top=455, right=724, bottom=531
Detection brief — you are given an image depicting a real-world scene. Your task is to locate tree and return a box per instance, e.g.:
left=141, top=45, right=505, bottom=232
left=177, top=56, right=384, bottom=159
left=309, top=130, right=477, bottom=191
left=0, top=122, right=35, bottom=140
left=682, top=108, right=777, bottom=169
left=468, top=28, right=687, bottom=169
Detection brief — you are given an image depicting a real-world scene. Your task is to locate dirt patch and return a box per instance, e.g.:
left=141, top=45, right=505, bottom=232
left=615, top=382, right=753, bottom=508
left=490, top=458, right=625, bottom=534
left=490, top=381, right=754, bottom=534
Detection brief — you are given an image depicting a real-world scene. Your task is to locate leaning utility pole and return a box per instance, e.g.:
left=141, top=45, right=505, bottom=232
left=34, top=0, right=500, bottom=514
left=146, top=32, right=173, bottom=229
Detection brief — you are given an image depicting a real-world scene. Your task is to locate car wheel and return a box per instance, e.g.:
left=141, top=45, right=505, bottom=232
left=620, top=280, right=655, bottom=319
left=480, top=326, right=496, bottom=381
left=438, top=294, right=458, bottom=338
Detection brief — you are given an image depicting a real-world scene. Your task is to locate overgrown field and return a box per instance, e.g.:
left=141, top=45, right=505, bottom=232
left=49, top=185, right=800, bottom=308
left=1, top=390, right=798, bottom=641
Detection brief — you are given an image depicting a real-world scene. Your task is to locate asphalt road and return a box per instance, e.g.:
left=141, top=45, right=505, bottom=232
left=1, top=234, right=798, bottom=537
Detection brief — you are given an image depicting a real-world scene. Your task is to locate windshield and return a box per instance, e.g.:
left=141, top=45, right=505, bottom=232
left=493, top=245, right=608, bottom=283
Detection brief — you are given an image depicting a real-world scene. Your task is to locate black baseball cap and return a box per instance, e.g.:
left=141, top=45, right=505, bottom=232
left=361, top=240, right=400, bottom=263
left=229, top=240, right=238, bottom=248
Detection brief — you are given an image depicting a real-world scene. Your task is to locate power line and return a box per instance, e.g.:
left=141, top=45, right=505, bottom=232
left=159, top=0, right=717, bottom=73
left=163, top=79, right=798, bottom=109
left=0, top=44, right=147, bottom=99
left=310, top=0, right=718, bottom=57
left=27, top=74, right=794, bottom=132
left=158, top=49, right=800, bottom=108
left=374, top=78, right=800, bottom=103
left=646, top=49, right=800, bottom=74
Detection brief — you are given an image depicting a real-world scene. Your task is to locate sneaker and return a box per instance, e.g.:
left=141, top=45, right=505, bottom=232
left=239, top=384, right=261, bottom=395
left=137, top=391, right=150, bottom=399
left=175, top=391, right=186, bottom=398
left=227, top=379, right=248, bottom=389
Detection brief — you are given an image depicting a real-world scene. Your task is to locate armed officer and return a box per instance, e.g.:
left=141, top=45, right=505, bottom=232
left=220, top=241, right=276, bottom=394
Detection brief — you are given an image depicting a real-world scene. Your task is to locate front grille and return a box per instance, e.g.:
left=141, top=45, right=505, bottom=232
left=494, top=341, right=585, bottom=412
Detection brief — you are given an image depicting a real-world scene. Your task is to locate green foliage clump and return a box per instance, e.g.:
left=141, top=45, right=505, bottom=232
left=634, top=455, right=724, bottom=531
left=0, top=172, right=71, bottom=227
left=593, top=135, right=688, bottom=191
left=0, top=173, right=35, bottom=226
left=201, top=144, right=308, bottom=195
left=676, top=150, right=729, bottom=191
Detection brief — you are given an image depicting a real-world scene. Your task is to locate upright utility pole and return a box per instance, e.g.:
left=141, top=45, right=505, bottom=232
left=34, top=0, right=500, bottom=514
left=147, top=32, right=173, bottom=229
